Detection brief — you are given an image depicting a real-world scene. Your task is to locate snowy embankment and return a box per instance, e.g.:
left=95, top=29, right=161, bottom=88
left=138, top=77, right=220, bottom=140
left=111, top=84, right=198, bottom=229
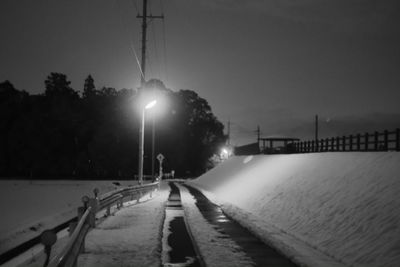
left=188, top=152, right=400, bottom=267
left=0, top=180, right=139, bottom=256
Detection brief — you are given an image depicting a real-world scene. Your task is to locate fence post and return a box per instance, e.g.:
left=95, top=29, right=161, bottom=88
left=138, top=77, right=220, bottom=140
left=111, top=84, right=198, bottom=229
left=311, top=140, right=315, bottom=152
left=396, top=128, right=400, bottom=151
left=315, top=139, right=319, bottom=152
left=88, top=198, right=97, bottom=227
left=349, top=135, right=353, bottom=151
left=374, top=131, right=379, bottom=151
left=384, top=130, right=389, bottom=151
left=342, top=136, right=346, bottom=151
left=356, top=134, right=361, bottom=151
left=336, top=137, right=340, bottom=151
left=331, top=137, right=334, bottom=151
left=325, top=138, right=329, bottom=152
left=365, top=133, right=369, bottom=151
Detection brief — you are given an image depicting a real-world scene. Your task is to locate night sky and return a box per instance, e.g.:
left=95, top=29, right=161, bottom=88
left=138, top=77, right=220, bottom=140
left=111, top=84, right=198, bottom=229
left=1, top=0, right=400, bottom=145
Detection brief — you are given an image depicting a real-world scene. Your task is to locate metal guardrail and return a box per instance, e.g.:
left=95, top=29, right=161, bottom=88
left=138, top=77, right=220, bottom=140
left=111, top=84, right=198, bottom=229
left=44, top=181, right=160, bottom=267
left=48, top=207, right=92, bottom=267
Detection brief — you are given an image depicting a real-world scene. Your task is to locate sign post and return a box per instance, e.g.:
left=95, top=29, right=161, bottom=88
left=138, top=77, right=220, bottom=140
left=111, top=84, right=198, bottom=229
left=156, top=153, right=164, bottom=179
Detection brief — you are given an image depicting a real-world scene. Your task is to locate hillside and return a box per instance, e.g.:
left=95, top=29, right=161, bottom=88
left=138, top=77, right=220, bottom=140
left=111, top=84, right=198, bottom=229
left=188, top=152, right=400, bottom=267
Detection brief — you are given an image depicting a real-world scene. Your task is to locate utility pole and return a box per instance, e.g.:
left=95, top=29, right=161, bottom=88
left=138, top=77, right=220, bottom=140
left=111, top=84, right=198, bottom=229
left=137, top=0, right=164, bottom=178
left=137, top=0, right=164, bottom=86
left=315, top=114, right=319, bottom=141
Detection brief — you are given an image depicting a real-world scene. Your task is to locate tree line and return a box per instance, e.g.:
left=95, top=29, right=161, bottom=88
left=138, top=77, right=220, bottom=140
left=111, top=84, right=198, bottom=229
left=0, top=73, right=226, bottom=179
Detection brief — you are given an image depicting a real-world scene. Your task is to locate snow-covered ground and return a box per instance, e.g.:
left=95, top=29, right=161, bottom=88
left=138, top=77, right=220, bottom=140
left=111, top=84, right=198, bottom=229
left=77, top=184, right=169, bottom=267
left=188, top=152, right=400, bottom=267
left=0, top=179, right=140, bottom=256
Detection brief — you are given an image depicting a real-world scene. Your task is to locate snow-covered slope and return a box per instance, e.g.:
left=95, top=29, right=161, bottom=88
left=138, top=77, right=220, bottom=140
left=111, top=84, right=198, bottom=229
left=188, top=152, right=400, bottom=267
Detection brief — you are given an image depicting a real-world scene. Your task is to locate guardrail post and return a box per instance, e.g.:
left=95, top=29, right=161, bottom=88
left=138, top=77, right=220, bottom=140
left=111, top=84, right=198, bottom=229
left=93, top=188, right=99, bottom=198
left=396, top=128, right=400, bottom=151
left=106, top=205, right=111, bottom=217
left=88, top=198, right=97, bottom=227
left=365, top=133, right=369, bottom=151
left=69, top=221, right=77, bottom=237
left=40, top=230, right=57, bottom=267
left=118, top=195, right=123, bottom=209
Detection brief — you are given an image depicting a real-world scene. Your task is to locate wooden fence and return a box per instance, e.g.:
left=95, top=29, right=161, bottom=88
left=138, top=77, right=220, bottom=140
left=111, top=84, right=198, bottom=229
left=293, top=129, right=400, bottom=153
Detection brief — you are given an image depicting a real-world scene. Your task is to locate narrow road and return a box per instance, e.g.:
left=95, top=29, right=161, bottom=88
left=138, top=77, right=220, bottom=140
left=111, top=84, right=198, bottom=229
left=183, top=184, right=298, bottom=267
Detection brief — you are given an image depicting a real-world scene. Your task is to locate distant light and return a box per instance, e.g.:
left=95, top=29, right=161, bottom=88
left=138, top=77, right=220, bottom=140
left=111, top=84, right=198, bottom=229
left=220, top=147, right=232, bottom=161
left=145, top=100, right=157, bottom=109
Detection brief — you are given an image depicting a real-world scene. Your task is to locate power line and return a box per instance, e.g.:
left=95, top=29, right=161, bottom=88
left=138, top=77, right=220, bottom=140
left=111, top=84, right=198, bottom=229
left=161, top=4, right=168, bottom=84
left=147, top=1, right=160, bottom=79
left=151, top=21, right=161, bottom=79
left=130, top=0, right=139, bottom=14
left=113, top=0, right=144, bottom=81
left=136, top=0, right=164, bottom=85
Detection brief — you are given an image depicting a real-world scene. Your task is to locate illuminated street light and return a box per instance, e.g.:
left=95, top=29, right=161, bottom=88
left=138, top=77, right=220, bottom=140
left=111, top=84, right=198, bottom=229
left=138, top=100, right=157, bottom=185
left=220, top=146, right=232, bottom=161
left=145, top=100, right=157, bottom=109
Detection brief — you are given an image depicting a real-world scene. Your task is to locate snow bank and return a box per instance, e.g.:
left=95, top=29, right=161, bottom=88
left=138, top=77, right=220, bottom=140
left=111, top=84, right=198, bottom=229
left=188, top=152, right=400, bottom=267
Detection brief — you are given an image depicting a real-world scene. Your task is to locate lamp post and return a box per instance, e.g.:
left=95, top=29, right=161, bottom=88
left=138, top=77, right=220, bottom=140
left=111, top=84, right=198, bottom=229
left=138, top=100, right=157, bottom=185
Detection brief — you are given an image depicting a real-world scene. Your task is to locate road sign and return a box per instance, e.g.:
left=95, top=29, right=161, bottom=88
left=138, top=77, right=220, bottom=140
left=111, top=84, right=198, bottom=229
left=157, top=153, right=164, bottom=162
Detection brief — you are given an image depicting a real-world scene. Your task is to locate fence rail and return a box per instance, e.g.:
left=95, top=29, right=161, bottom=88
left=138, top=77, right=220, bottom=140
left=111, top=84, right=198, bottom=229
left=293, top=129, right=400, bottom=153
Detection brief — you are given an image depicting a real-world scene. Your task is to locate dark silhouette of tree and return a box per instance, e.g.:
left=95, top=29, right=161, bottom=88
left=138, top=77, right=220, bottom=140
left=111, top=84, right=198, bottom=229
left=170, top=89, right=226, bottom=176
left=83, top=74, right=96, bottom=98
left=0, top=76, right=225, bottom=179
left=45, top=72, right=78, bottom=99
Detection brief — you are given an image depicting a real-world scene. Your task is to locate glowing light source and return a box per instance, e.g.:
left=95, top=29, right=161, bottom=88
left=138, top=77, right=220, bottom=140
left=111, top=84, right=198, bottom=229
left=145, top=100, right=157, bottom=109
left=220, top=146, right=232, bottom=161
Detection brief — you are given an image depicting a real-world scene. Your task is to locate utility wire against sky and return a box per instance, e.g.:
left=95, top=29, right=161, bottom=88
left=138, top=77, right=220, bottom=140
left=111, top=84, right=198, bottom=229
left=147, top=0, right=167, bottom=83
left=113, top=0, right=144, bottom=84
left=114, top=0, right=166, bottom=86
left=158, top=0, right=168, bottom=85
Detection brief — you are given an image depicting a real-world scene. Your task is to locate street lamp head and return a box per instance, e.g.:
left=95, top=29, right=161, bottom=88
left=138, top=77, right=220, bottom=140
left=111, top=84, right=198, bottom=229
left=145, top=100, right=157, bottom=109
